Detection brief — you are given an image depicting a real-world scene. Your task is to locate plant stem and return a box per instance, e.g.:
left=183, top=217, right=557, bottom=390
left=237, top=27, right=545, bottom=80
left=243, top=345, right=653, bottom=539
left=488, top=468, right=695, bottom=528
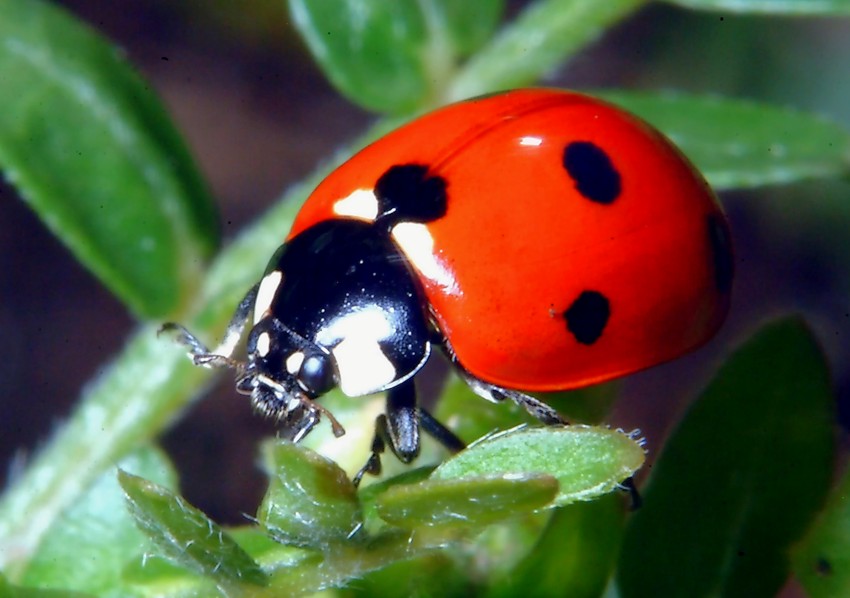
left=445, top=0, right=649, bottom=102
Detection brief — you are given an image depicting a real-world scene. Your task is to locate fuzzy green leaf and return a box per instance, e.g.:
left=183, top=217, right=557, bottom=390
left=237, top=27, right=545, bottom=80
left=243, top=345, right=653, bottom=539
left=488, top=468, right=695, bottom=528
left=375, top=474, right=559, bottom=529
left=664, top=0, right=850, bottom=15
left=257, top=440, right=363, bottom=549
left=289, top=0, right=503, bottom=113
left=118, top=471, right=266, bottom=587
left=434, top=426, right=645, bottom=506
left=20, top=448, right=175, bottom=596
left=617, top=318, right=835, bottom=597
left=0, top=0, right=217, bottom=318
left=793, top=465, right=850, bottom=596
left=600, top=91, right=850, bottom=190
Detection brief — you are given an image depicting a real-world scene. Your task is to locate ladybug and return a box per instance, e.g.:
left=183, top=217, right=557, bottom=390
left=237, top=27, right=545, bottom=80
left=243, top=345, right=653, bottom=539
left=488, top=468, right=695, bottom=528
left=163, top=89, right=733, bottom=484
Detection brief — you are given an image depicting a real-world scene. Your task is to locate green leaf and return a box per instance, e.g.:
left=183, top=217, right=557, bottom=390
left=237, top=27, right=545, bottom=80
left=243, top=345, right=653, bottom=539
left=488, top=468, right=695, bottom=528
left=0, top=0, right=218, bottom=318
left=617, top=318, right=835, bottom=598
left=663, top=0, right=850, bottom=15
left=335, top=552, right=472, bottom=597
left=375, top=474, right=559, bottom=529
left=433, top=0, right=505, bottom=57
left=257, top=440, right=363, bottom=549
left=487, top=495, right=625, bottom=598
left=599, top=91, right=850, bottom=190
left=20, top=448, right=175, bottom=596
left=289, top=0, right=504, bottom=113
left=433, top=426, right=645, bottom=507
left=0, top=573, right=94, bottom=598
left=118, top=471, right=267, bottom=588
left=793, top=465, right=850, bottom=596
left=446, top=0, right=646, bottom=102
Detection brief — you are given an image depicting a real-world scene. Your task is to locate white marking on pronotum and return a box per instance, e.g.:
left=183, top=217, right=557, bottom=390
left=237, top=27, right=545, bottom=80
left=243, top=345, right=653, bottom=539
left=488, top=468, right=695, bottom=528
left=254, top=270, right=283, bottom=325
left=285, top=351, right=305, bottom=375
left=391, top=222, right=459, bottom=294
left=333, top=188, right=379, bottom=221
left=255, top=331, right=272, bottom=357
left=316, top=307, right=396, bottom=396
left=333, top=336, right=396, bottom=396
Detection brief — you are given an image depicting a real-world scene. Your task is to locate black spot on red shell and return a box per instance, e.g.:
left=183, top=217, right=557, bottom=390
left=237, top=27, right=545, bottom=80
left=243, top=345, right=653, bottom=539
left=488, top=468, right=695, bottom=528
left=562, top=141, right=621, bottom=204
left=563, top=291, right=610, bottom=345
left=706, top=213, right=734, bottom=294
left=374, top=164, right=447, bottom=227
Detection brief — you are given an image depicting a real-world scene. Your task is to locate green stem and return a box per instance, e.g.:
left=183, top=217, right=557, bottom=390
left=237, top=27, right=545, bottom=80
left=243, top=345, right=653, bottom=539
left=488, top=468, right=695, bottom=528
left=445, top=0, right=649, bottom=102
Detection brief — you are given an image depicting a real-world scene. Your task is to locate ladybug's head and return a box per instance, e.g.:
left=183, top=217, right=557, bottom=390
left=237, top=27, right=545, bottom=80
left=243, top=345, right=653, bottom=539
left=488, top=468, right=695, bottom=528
left=238, top=317, right=343, bottom=440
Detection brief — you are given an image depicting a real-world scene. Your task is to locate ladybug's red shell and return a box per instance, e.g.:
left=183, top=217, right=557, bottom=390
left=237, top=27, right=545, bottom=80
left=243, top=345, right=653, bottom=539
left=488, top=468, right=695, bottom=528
left=290, top=89, right=732, bottom=392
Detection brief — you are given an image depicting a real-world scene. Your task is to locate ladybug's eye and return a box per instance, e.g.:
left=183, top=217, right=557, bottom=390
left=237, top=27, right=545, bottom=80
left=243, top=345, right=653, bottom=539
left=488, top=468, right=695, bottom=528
left=298, top=353, right=337, bottom=397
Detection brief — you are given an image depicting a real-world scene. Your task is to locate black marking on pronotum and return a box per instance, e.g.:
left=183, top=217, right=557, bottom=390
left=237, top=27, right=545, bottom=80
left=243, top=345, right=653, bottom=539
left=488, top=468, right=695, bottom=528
left=563, top=290, right=610, bottom=345
left=562, top=141, right=621, bottom=204
left=706, top=213, right=734, bottom=294
left=374, top=164, right=448, bottom=227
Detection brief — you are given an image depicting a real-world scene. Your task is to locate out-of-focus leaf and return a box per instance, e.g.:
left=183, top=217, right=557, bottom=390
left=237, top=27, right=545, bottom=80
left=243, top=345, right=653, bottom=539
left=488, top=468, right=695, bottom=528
left=664, top=0, right=850, bottom=15
left=600, top=91, right=850, bottom=190
left=434, top=426, right=645, bottom=507
left=289, top=0, right=503, bottom=113
left=794, top=465, right=850, bottom=597
left=617, top=318, right=835, bottom=597
left=447, top=0, right=645, bottom=102
left=118, top=472, right=266, bottom=587
left=487, top=494, right=625, bottom=598
left=20, top=448, right=175, bottom=596
left=335, top=552, right=472, bottom=598
left=0, top=0, right=217, bottom=318
left=257, top=440, right=363, bottom=549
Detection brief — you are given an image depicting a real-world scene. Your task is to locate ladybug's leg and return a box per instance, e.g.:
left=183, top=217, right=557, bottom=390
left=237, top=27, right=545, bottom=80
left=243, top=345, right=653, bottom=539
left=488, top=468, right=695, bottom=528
left=353, top=379, right=467, bottom=486
left=455, top=364, right=568, bottom=426
left=354, top=379, right=420, bottom=486
left=159, top=283, right=259, bottom=368
left=419, top=409, right=466, bottom=453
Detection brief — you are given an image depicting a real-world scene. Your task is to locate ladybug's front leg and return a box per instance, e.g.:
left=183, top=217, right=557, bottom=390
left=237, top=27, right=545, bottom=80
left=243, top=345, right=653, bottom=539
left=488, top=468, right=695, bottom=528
left=159, top=283, right=259, bottom=368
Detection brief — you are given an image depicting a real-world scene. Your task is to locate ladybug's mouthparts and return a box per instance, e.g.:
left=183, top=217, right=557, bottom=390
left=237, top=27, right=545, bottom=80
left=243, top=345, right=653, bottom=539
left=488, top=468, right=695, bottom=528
left=240, top=369, right=346, bottom=441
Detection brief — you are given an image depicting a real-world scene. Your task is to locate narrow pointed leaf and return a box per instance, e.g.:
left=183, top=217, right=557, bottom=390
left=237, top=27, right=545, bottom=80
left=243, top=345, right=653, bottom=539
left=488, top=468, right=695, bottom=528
left=118, top=471, right=266, bottom=587
left=0, top=0, right=218, bottom=318
left=600, top=92, right=850, bottom=190
left=617, top=318, right=835, bottom=597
